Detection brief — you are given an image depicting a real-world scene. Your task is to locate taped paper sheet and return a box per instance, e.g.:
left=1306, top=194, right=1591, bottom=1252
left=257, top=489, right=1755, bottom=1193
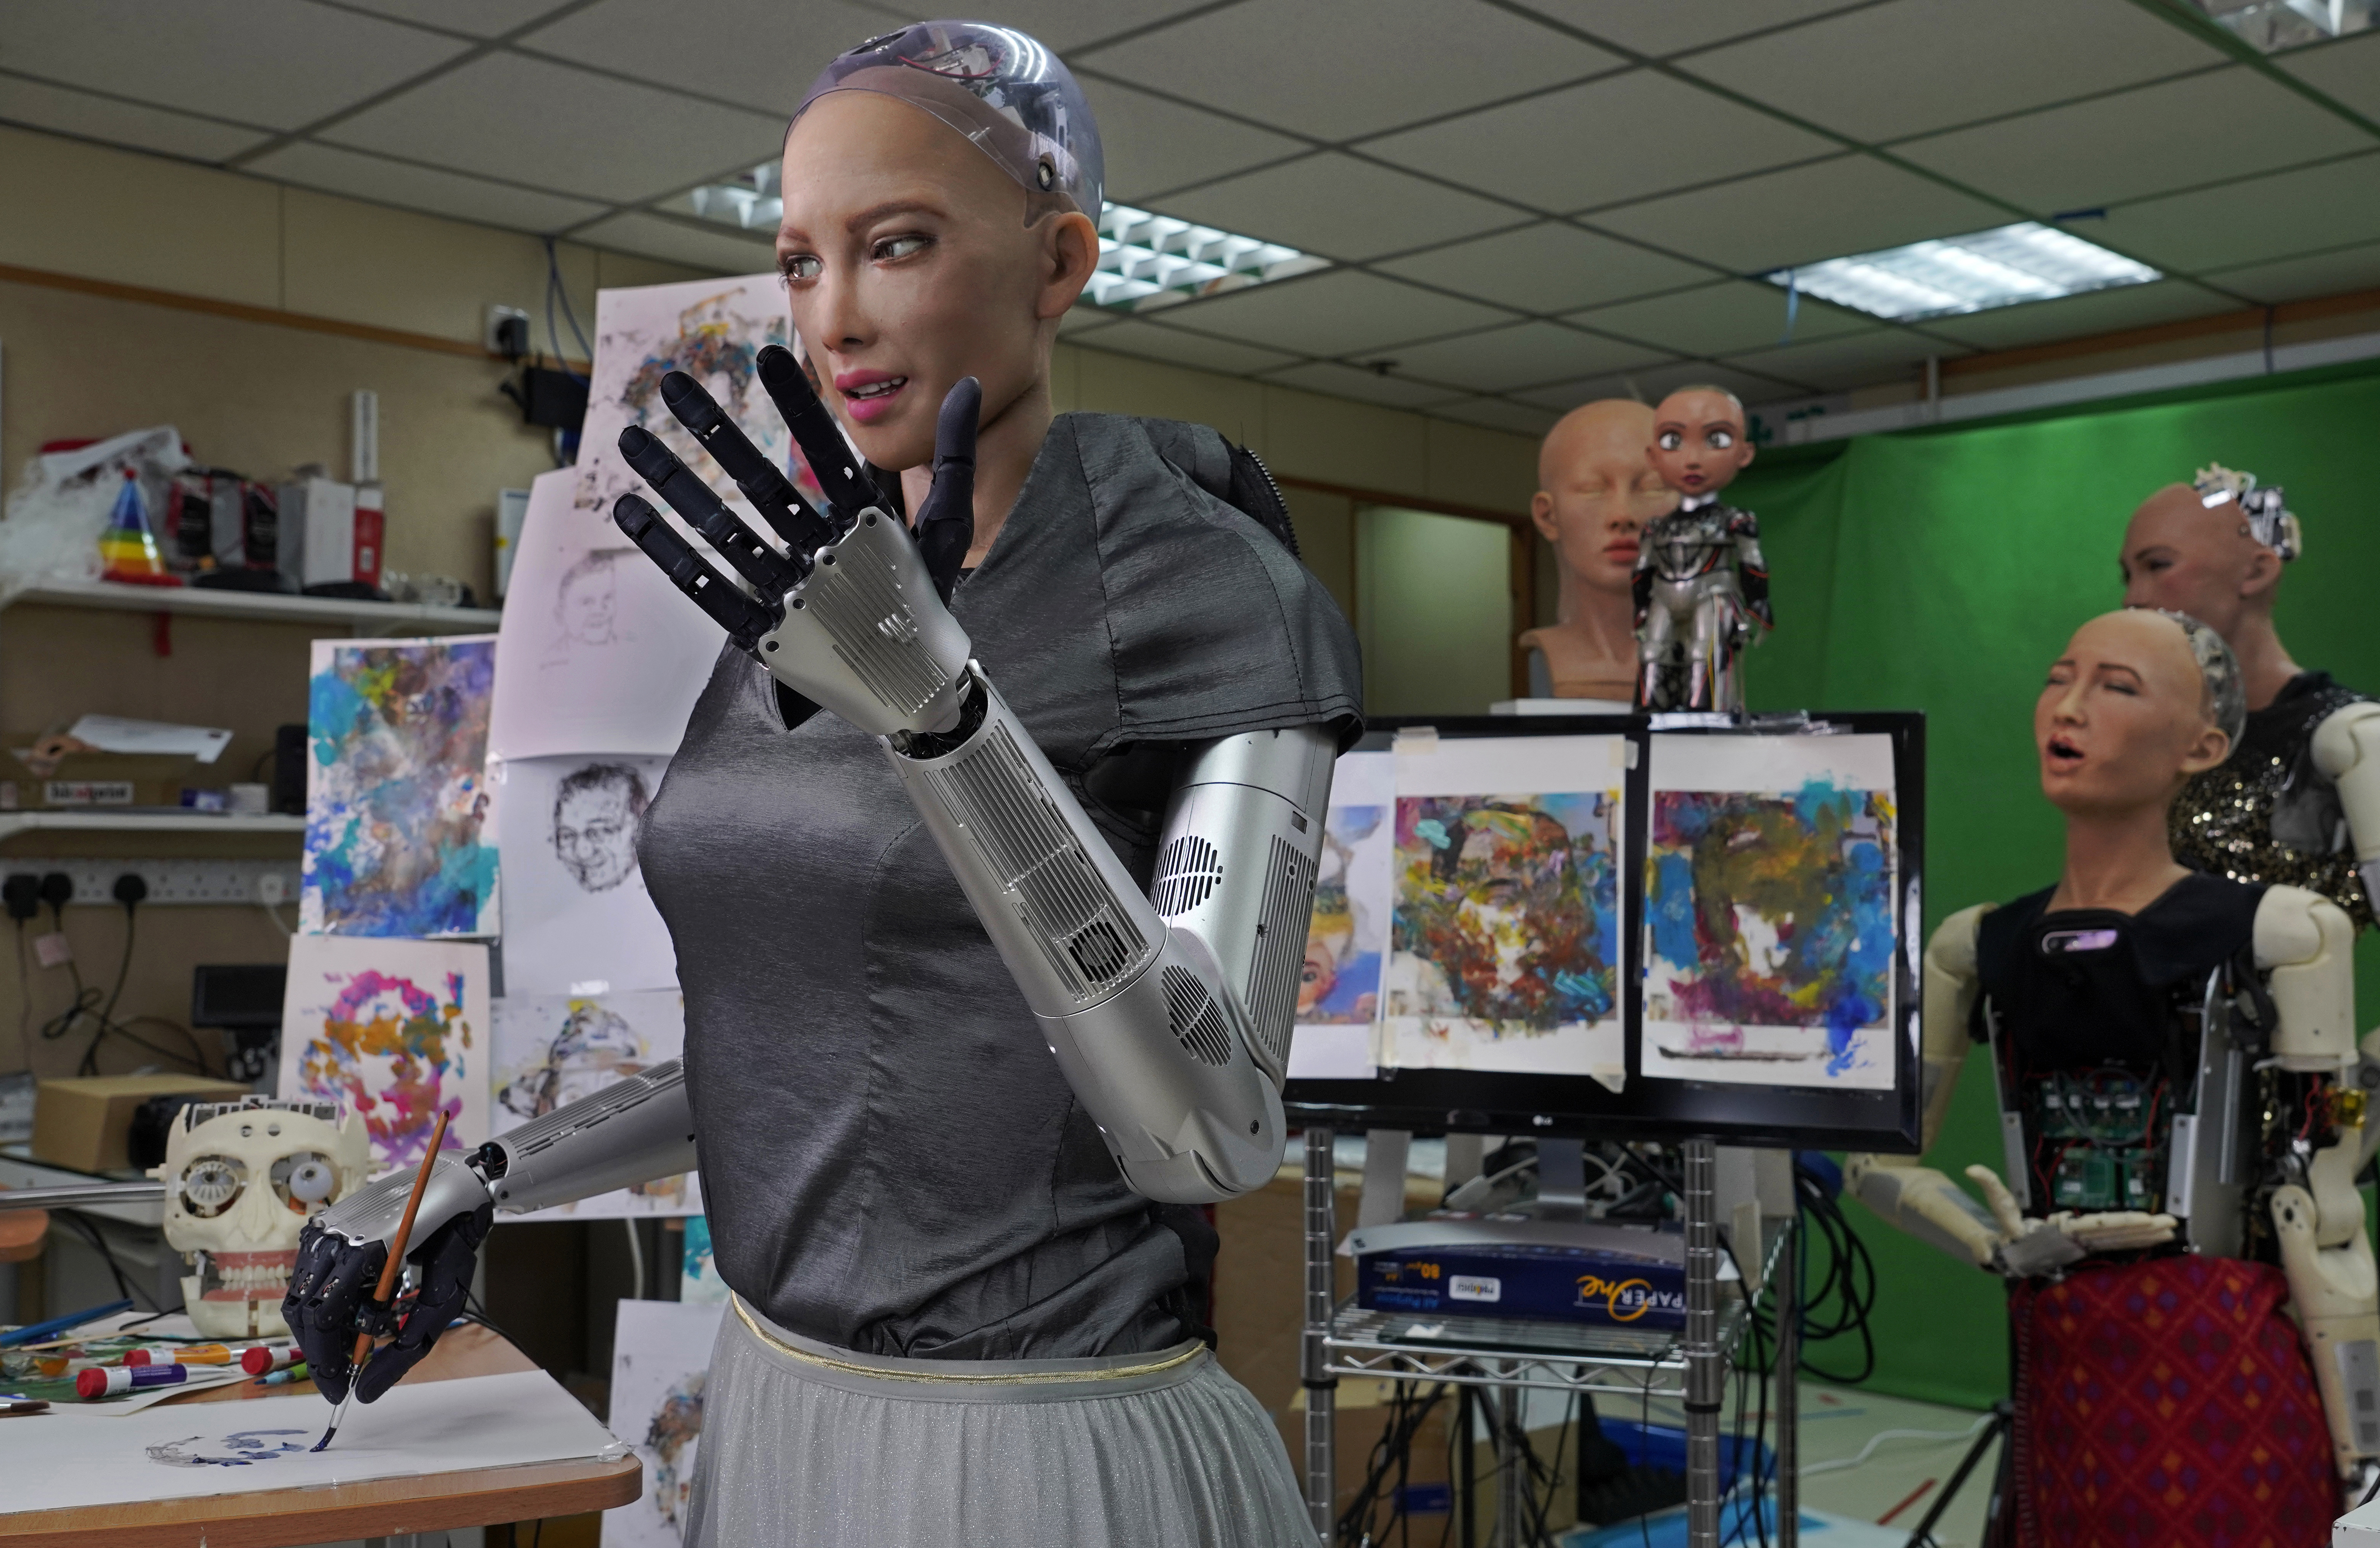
left=278, top=934, right=490, bottom=1176
left=1288, top=750, right=1391, bottom=1081
left=1378, top=735, right=1627, bottom=1087
left=496, top=753, right=679, bottom=997
left=493, top=991, right=698, bottom=1220
left=1639, top=733, right=1898, bottom=1091
left=604, top=1299, right=727, bottom=1546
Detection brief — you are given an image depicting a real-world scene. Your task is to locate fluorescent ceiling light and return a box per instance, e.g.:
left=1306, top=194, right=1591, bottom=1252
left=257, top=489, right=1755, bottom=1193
left=674, top=175, right=1327, bottom=312
left=2191, top=0, right=2376, bottom=51
left=1761, top=222, right=2161, bottom=323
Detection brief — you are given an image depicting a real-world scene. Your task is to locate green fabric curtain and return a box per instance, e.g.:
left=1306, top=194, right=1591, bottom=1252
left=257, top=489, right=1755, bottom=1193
left=1728, top=359, right=2380, bottom=1409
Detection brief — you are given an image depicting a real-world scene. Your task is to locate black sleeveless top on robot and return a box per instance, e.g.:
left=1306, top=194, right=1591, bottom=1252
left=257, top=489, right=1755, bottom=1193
left=2173, top=669, right=2373, bottom=929
left=637, top=413, right=1361, bottom=1363
left=1974, top=873, right=2272, bottom=1250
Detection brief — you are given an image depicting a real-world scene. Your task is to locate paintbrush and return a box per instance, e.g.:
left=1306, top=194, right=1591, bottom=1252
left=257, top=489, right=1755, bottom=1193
left=316, top=1110, right=449, bottom=1452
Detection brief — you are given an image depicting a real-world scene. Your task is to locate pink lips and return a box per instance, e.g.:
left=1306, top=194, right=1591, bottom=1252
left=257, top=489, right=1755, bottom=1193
left=834, top=369, right=908, bottom=425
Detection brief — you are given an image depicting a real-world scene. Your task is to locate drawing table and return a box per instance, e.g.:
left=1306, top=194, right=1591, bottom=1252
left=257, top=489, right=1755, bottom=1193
left=0, top=1325, right=639, bottom=1547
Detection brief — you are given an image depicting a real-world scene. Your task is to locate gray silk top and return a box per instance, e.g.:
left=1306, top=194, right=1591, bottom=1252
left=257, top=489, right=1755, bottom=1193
left=640, top=413, right=1361, bottom=1361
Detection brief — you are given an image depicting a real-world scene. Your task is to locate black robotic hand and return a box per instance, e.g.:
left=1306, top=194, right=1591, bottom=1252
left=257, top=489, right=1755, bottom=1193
left=610, top=348, right=982, bottom=738
left=284, top=1196, right=494, bottom=1405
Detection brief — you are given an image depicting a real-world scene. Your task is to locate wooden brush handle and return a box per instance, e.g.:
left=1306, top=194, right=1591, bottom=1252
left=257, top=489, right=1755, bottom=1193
left=348, top=1110, right=451, bottom=1369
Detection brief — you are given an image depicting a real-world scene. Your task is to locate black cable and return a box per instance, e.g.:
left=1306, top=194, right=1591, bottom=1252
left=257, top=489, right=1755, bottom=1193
left=34, top=903, right=207, bottom=1077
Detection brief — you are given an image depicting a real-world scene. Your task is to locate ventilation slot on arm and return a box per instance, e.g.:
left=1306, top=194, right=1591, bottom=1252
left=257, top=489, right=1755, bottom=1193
left=1161, top=964, right=1234, bottom=1067
left=1243, top=836, right=1318, bottom=1073
left=1151, top=835, right=1222, bottom=917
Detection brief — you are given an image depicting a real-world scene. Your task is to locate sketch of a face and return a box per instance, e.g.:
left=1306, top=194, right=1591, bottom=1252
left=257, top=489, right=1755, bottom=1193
left=554, top=551, right=620, bottom=647
left=552, top=764, right=649, bottom=892
left=498, top=1002, right=646, bottom=1120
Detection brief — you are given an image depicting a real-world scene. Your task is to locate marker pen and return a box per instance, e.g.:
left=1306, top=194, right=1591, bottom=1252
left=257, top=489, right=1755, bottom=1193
left=240, top=1343, right=301, bottom=1376
left=255, top=1361, right=311, bottom=1387
left=128, top=1343, right=237, bottom=1367
left=76, top=1363, right=189, bottom=1399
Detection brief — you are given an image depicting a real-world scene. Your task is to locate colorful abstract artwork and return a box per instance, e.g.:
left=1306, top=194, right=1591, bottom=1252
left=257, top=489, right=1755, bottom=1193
left=278, top=935, right=489, bottom=1174
left=1290, top=751, right=1390, bottom=1080
left=1640, top=734, right=1899, bottom=1090
left=1378, top=735, right=1627, bottom=1081
left=303, top=635, right=499, bottom=937
left=492, top=991, right=697, bottom=1219
left=606, top=1299, right=726, bottom=1547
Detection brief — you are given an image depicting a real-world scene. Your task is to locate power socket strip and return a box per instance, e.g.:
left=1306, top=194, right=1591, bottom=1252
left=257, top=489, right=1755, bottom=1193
left=36, top=860, right=304, bottom=907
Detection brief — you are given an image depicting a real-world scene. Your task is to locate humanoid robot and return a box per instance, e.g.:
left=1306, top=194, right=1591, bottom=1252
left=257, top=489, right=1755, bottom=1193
left=2122, top=465, right=2380, bottom=932
left=1848, top=609, right=2373, bottom=1541
left=1634, top=387, right=1771, bottom=712
left=285, top=28, right=1349, bottom=1545
left=1517, top=399, right=1675, bottom=705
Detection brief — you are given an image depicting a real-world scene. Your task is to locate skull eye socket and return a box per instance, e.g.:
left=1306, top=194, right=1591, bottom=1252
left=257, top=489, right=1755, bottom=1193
left=273, top=1153, right=338, bottom=1209
left=180, top=1155, right=248, bottom=1217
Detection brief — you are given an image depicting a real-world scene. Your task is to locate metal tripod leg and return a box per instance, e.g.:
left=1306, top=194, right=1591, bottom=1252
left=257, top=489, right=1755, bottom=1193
left=1302, top=1127, right=1338, bottom=1542
left=1684, top=1138, right=1721, bottom=1548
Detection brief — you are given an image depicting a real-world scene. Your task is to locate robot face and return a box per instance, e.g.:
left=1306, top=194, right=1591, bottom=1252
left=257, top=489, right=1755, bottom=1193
left=152, top=1098, right=369, bottom=1340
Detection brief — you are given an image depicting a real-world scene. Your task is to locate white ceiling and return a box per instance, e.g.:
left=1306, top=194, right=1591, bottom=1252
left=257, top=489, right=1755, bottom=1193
left=2, top=0, right=2378, bottom=436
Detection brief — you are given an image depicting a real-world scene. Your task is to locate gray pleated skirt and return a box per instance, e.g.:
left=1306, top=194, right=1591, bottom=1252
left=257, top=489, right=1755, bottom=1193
left=684, top=1295, right=1320, bottom=1547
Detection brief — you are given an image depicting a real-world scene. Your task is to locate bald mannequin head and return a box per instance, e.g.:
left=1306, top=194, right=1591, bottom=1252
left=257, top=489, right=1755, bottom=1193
left=2119, top=481, right=2289, bottom=642
left=1647, top=387, right=1754, bottom=500
left=777, top=89, right=1100, bottom=474
left=2036, top=609, right=2234, bottom=821
left=1531, top=399, right=1673, bottom=595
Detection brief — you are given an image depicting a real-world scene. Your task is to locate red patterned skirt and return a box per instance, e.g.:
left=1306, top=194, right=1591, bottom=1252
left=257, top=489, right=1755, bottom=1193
left=2009, top=1254, right=2335, bottom=1547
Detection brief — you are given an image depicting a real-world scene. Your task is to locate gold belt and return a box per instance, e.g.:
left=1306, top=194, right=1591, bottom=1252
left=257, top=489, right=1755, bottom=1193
left=731, top=1295, right=1203, bottom=1386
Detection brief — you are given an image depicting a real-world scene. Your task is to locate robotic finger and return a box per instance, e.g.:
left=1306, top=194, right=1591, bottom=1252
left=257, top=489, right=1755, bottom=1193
left=618, top=426, right=803, bottom=597
left=612, top=493, right=776, bottom=654
left=756, top=344, right=882, bottom=518
left=658, top=370, right=837, bottom=558
left=911, top=377, right=980, bottom=604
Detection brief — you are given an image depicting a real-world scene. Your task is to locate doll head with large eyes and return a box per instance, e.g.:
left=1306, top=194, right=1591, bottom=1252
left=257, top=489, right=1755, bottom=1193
left=2035, top=608, right=2242, bottom=820
left=774, top=23, right=1102, bottom=478
left=1647, top=387, right=1755, bottom=501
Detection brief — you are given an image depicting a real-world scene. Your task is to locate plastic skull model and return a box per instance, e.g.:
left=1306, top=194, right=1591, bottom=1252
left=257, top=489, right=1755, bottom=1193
left=152, top=1097, right=370, bottom=1339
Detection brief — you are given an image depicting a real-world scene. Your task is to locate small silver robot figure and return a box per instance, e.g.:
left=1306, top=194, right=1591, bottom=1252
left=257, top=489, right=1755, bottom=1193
left=1633, top=387, right=1770, bottom=712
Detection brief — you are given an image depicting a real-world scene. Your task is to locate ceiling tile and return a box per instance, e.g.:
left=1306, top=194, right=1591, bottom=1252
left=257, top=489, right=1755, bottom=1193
left=247, top=141, right=610, bottom=231
left=1916, top=279, right=2239, bottom=350
left=1894, top=68, right=2370, bottom=215
left=574, top=211, right=777, bottom=273
left=1568, top=279, right=1872, bottom=357
left=1426, top=396, right=1563, bottom=437
left=954, top=2, right=1220, bottom=50
left=331, top=0, right=582, bottom=36
left=1158, top=270, right=1516, bottom=357
left=1516, top=362, right=1783, bottom=412
left=1375, top=222, right=1715, bottom=313
left=1586, top=155, right=2007, bottom=274
left=1156, top=153, right=1522, bottom=261
left=1077, top=77, right=1305, bottom=203
left=1363, top=69, right=1835, bottom=215
left=518, top=0, right=900, bottom=114
left=2276, top=30, right=2380, bottom=123
left=1678, top=0, right=2226, bottom=143
left=2095, top=153, right=2380, bottom=274
left=1722, top=328, right=1961, bottom=393
left=1261, top=361, right=1468, bottom=409
left=2202, top=239, right=2380, bottom=305
left=324, top=53, right=789, bottom=202
left=1509, top=0, right=1873, bottom=58
left=1076, top=319, right=1301, bottom=375
left=1379, top=321, right=1676, bottom=392
left=0, top=0, right=471, bottom=131
left=1074, top=0, right=1621, bottom=141
left=0, top=75, right=268, bottom=162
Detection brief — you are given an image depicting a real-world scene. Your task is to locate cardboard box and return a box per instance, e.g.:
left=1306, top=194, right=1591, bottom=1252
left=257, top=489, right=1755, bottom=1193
left=279, top=476, right=382, bottom=590
left=4, top=739, right=196, bottom=810
left=33, top=1075, right=250, bottom=1174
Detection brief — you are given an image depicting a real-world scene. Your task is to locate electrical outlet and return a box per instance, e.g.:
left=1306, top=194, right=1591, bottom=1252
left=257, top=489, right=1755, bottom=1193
left=486, top=304, right=531, bottom=356
left=46, top=860, right=302, bottom=906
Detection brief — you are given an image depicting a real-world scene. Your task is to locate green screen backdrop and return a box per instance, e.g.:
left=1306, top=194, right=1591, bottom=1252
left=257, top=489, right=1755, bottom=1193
left=1728, top=359, right=2380, bottom=1409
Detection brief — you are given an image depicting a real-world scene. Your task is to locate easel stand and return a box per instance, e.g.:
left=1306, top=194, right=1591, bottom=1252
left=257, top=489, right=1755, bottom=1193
left=1299, top=1129, right=1799, bottom=1548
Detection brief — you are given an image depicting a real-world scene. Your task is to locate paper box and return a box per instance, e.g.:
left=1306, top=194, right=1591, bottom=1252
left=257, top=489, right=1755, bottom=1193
left=278, top=476, right=381, bottom=589
left=5, top=737, right=196, bottom=810
left=33, top=1075, right=250, bottom=1174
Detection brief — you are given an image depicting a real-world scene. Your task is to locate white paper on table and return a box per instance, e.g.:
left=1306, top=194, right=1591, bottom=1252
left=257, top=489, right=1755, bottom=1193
left=1376, top=735, right=1629, bottom=1087
left=4, top=1369, right=621, bottom=1513
left=65, top=715, right=233, bottom=764
left=492, top=991, right=699, bottom=1221
left=1638, top=733, right=1899, bottom=1091
left=1289, top=751, right=1392, bottom=1082
left=277, top=935, right=491, bottom=1176
left=604, top=1299, right=726, bottom=1547
left=495, top=754, right=679, bottom=997
left=486, top=468, right=726, bottom=762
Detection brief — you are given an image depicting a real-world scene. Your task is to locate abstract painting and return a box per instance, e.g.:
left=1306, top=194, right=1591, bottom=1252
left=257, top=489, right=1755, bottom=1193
left=1640, top=733, right=1899, bottom=1090
left=1378, top=735, right=1627, bottom=1083
left=303, top=635, right=499, bottom=937
left=605, top=1299, right=727, bottom=1548
left=1289, top=751, right=1390, bottom=1081
left=680, top=1215, right=730, bottom=1304
left=277, top=934, right=488, bottom=1174
left=496, top=754, right=679, bottom=997
left=492, top=991, right=697, bottom=1219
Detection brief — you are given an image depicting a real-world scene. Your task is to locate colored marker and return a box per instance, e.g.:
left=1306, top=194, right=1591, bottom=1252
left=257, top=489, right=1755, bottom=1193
left=255, top=1361, right=310, bottom=1387
left=129, top=1343, right=238, bottom=1367
left=76, top=1363, right=189, bottom=1399
left=240, top=1343, right=300, bottom=1376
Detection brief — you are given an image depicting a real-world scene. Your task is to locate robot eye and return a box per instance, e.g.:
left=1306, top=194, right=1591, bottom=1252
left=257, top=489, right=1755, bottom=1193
left=1708, top=429, right=1734, bottom=449
left=1657, top=431, right=1682, bottom=451
left=180, top=1155, right=248, bottom=1217
left=272, top=1152, right=339, bottom=1209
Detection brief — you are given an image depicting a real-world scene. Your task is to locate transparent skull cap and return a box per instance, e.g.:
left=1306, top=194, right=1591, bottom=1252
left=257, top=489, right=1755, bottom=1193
left=791, top=20, right=1104, bottom=221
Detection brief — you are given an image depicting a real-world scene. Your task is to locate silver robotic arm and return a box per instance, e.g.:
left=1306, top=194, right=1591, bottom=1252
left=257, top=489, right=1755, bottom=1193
left=612, top=356, right=1330, bottom=1203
